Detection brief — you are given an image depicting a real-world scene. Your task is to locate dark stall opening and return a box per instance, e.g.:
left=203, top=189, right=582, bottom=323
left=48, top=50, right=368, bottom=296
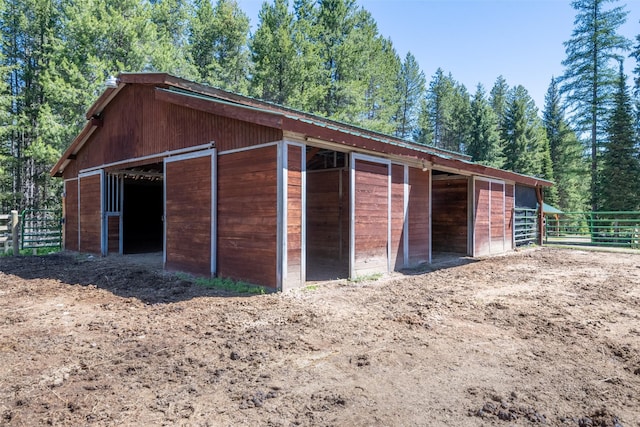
left=305, top=147, right=350, bottom=281
left=122, top=165, right=164, bottom=254
left=431, top=170, right=470, bottom=256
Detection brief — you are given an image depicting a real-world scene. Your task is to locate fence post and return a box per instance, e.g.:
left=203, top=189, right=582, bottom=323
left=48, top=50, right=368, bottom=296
left=11, top=210, right=19, bottom=256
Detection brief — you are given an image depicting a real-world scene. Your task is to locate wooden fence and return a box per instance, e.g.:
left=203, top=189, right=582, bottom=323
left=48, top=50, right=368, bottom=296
left=0, top=211, right=20, bottom=255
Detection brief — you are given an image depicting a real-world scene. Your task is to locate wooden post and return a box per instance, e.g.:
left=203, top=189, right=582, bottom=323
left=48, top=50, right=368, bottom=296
left=535, top=187, right=544, bottom=246
left=11, top=210, right=19, bottom=256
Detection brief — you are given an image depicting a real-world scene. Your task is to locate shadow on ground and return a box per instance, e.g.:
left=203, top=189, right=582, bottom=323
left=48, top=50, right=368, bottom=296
left=0, top=252, right=262, bottom=304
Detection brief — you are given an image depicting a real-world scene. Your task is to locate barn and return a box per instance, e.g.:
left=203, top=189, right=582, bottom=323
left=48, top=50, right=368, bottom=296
left=51, top=73, right=551, bottom=291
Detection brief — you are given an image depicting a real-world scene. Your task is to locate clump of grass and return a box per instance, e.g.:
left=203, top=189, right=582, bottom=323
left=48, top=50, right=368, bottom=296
left=303, top=284, right=318, bottom=292
left=176, top=272, right=266, bottom=294
left=348, top=272, right=383, bottom=283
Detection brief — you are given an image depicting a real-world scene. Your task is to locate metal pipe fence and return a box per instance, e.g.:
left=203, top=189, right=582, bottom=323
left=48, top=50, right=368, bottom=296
left=514, top=208, right=538, bottom=246
left=545, top=211, right=640, bottom=248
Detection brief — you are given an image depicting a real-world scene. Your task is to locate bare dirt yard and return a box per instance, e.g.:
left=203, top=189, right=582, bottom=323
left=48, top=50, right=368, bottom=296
left=1, top=247, right=639, bottom=426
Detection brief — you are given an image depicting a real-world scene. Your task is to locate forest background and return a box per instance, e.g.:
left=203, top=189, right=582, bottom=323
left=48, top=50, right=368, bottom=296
left=2, top=0, right=640, bottom=214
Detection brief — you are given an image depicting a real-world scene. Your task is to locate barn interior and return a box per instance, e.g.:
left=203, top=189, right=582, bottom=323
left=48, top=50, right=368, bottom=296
left=119, top=163, right=164, bottom=254
left=305, top=147, right=350, bottom=281
left=431, top=170, right=470, bottom=255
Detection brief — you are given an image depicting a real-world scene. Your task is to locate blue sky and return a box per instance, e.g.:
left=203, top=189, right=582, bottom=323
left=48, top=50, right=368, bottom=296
left=236, top=0, right=640, bottom=111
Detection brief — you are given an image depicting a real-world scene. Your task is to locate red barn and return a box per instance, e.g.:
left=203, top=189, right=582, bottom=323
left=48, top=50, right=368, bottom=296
left=51, top=73, right=551, bottom=290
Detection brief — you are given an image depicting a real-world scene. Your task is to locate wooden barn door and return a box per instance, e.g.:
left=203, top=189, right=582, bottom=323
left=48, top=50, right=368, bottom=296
left=350, top=154, right=390, bottom=278
left=473, top=177, right=508, bottom=256
left=78, top=170, right=103, bottom=254
left=164, top=150, right=216, bottom=276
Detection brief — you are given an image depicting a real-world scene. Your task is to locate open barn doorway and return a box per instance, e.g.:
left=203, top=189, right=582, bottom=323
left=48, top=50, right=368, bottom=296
left=431, top=170, right=471, bottom=257
left=119, top=163, right=164, bottom=254
left=305, top=147, right=349, bottom=281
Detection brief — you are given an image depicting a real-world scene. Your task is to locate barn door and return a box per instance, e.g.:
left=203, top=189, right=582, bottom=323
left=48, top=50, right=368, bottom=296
left=350, top=154, right=390, bottom=278
left=164, top=150, right=216, bottom=275
left=473, top=177, right=507, bottom=256
left=78, top=170, right=103, bottom=254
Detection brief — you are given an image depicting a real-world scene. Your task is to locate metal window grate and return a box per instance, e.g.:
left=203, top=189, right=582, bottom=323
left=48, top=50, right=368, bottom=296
left=105, top=174, right=122, bottom=214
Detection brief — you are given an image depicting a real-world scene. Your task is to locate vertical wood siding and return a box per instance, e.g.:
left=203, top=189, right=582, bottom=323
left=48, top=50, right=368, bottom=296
left=64, top=179, right=79, bottom=251
left=407, top=168, right=430, bottom=264
left=432, top=178, right=469, bottom=253
left=75, top=85, right=282, bottom=173
left=353, top=159, right=389, bottom=276
left=79, top=174, right=101, bottom=254
left=505, top=183, right=515, bottom=250
left=474, top=180, right=490, bottom=256
left=217, top=146, right=278, bottom=288
left=107, top=216, right=120, bottom=254
left=490, top=182, right=506, bottom=252
left=286, top=145, right=303, bottom=288
left=165, top=155, right=212, bottom=275
left=307, top=170, right=343, bottom=260
left=390, top=164, right=405, bottom=270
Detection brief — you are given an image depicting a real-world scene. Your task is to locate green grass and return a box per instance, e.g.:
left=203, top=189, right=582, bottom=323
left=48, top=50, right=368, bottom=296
left=348, top=272, right=383, bottom=283
left=303, top=284, right=319, bottom=292
left=176, top=272, right=267, bottom=294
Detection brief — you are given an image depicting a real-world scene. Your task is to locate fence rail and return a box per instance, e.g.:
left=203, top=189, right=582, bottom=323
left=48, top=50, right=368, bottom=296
left=514, top=208, right=538, bottom=246
left=545, top=211, right=640, bottom=248
left=20, top=209, right=62, bottom=252
left=0, top=211, right=20, bottom=255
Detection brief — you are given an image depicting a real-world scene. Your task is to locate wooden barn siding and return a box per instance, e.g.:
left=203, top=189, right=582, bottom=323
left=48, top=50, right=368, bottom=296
left=407, top=168, right=430, bottom=264
left=432, top=178, right=468, bottom=253
left=79, top=174, right=101, bottom=254
left=474, top=180, right=491, bottom=256
left=74, top=85, right=281, bottom=174
left=217, top=145, right=278, bottom=288
left=353, top=160, right=389, bottom=275
left=287, top=144, right=303, bottom=288
left=107, top=216, right=120, bottom=254
left=165, top=155, right=212, bottom=275
left=307, top=169, right=343, bottom=260
left=505, top=183, right=515, bottom=250
left=64, top=179, right=79, bottom=251
left=390, top=164, right=405, bottom=270
left=490, top=182, right=505, bottom=252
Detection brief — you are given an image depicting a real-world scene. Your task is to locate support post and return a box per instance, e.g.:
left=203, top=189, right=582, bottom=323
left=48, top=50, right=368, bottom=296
left=535, top=187, right=544, bottom=246
left=11, top=210, right=19, bottom=256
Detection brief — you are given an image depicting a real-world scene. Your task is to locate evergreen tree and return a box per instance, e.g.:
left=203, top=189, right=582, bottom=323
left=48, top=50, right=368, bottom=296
left=189, top=0, right=250, bottom=93
left=543, top=77, right=589, bottom=211
left=560, top=0, right=631, bottom=210
left=393, top=51, right=425, bottom=140
left=250, top=0, right=298, bottom=104
left=358, top=36, right=400, bottom=134
left=413, top=97, right=433, bottom=145
left=599, top=63, right=640, bottom=210
left=1, top=0, right=62, bottom=210
left=502, top=85, right=549, bottom=178
left=425, top=68, right=470, bottom=152
left=489, top=75, right=509, bottom=124
left=149, top=0, right=197, bottom=79
left=467, top=84, right=503, bottom=167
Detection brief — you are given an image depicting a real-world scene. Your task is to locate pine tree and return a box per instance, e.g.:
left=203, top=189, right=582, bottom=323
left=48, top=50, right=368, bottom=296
left=393, top=51, right=425, bottom=140
left=502, top=85, right=548, bottom=178
left=358, top=36, right=400, bottom=134
left=413, top=98, right=433, bottom=145
left=543, top=77, right=589, bottom=211
left=425, top=69, right=470, bottom=152
left=599, top=63, right=640, bottom=211
left=1, top=0, right=63, bottom=210
left=149, top=0, right=197, bottom=79
left=560, top=0, right=631, bottom=210
left=250, top=0, right=298, bottom=104
left=189, top=0, right=250, bottom=93
left=489, top=75, right=509, bottom=124
left=467, top=84, right=503, bottom=167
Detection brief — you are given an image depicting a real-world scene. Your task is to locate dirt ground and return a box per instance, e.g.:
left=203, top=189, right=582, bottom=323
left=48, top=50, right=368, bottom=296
left=0, top=247, right=639, bottom=426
